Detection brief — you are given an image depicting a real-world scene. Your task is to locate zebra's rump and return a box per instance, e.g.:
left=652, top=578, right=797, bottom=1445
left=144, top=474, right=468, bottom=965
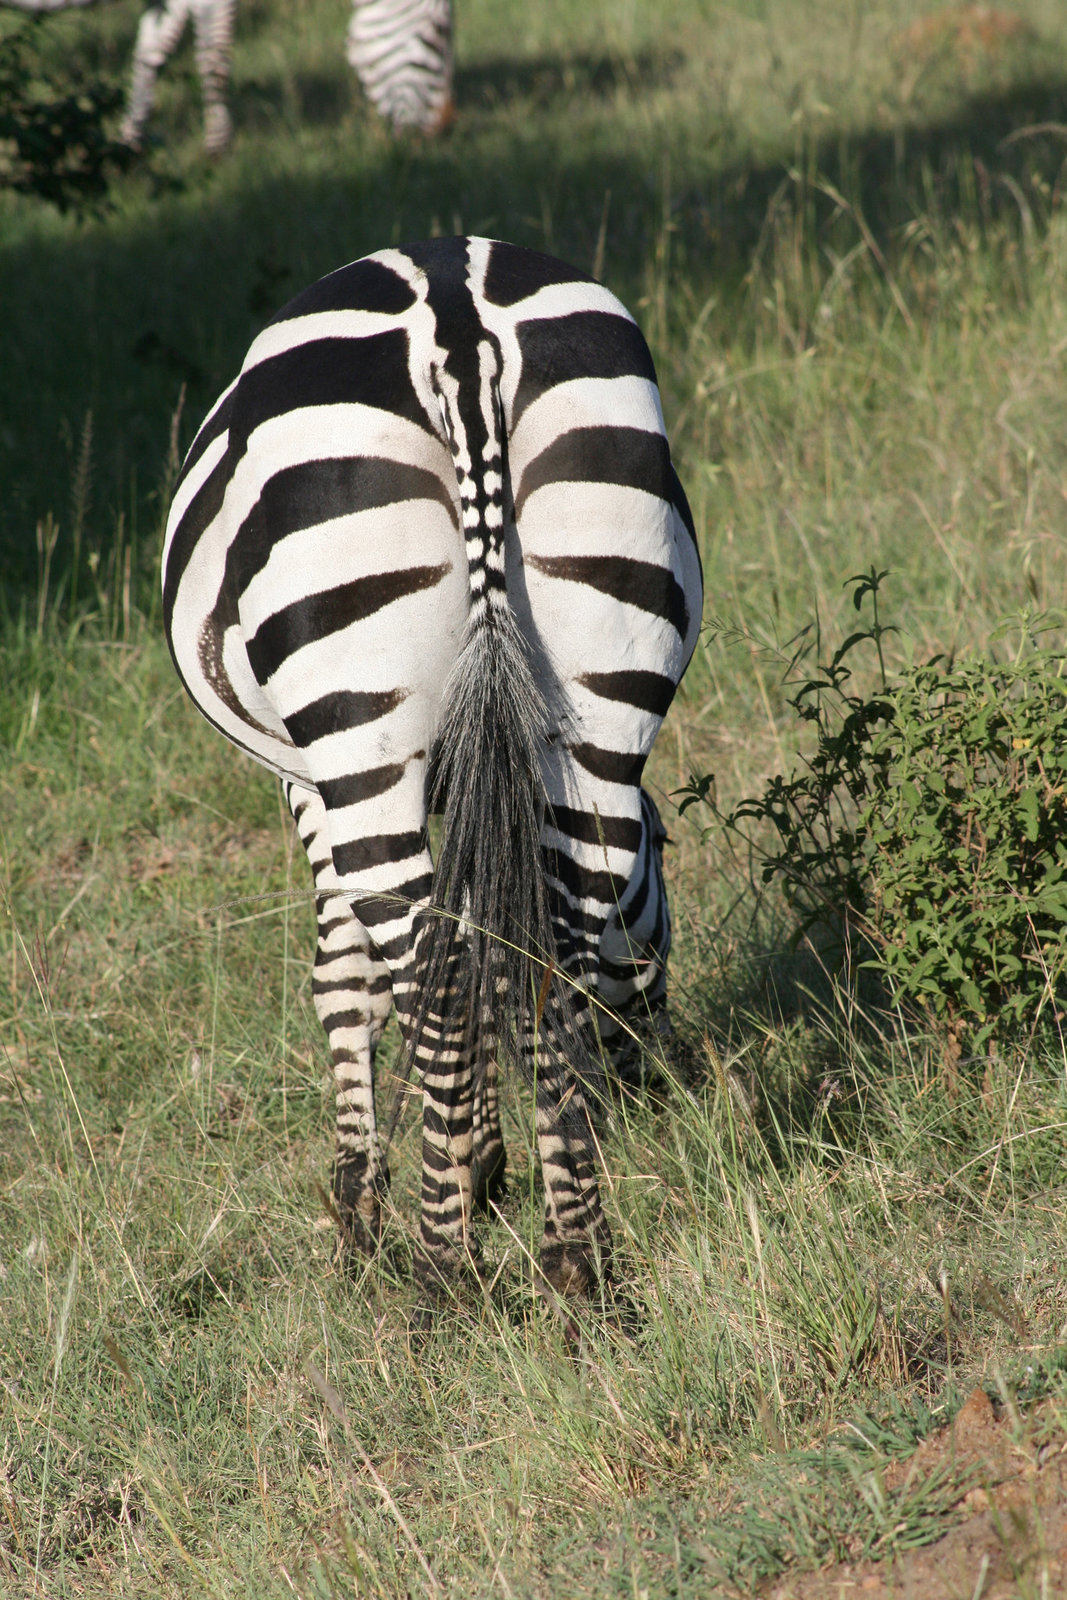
left=163, top=238, right=701, bottom=814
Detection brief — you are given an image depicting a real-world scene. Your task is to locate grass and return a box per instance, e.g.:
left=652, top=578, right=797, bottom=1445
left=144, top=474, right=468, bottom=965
left=4, top=0, right=1067, bottom=1594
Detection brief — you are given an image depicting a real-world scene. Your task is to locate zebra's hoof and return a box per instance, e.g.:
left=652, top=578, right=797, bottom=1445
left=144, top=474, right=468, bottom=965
left=413, top=1242, right=485, bottom=1294
left=540, top=1267, right=638, bottom=1349
left=337, top=1206, right=384, bottom=1264
left=558, top=1295, right=639, bottom=1354
left=405, top=1293, right=483, bottom=1346
left=471, top=1148, right=507, bottom=1212
left=603, top=1287, right=641, bottom=1341
left=409, top=1244, right=487, bottom=1337
left=332, top=1160, right=389, bottom=1259
left=539, top=1240, right=599, bottom=1300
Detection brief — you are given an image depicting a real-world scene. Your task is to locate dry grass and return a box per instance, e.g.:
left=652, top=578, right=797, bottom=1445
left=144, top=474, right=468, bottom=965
left=4, top=0, right=1067, bottom=1594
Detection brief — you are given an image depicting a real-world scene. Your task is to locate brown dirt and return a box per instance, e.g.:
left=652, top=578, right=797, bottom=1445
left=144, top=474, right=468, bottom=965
left=897, top=7, right=1031, bottom=64
left=764, top=1386, right=1067, bottom=1600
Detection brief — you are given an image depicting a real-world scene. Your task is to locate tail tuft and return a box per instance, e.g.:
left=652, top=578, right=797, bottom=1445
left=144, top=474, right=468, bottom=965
left=413, top=606, right=594, bottom=1096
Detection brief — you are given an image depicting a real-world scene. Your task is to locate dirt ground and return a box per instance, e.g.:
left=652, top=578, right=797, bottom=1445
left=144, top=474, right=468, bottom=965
left=764, top=1387, right=1067, bottom=1600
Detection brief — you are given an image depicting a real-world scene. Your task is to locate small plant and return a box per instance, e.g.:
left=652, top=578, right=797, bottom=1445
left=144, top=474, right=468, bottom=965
left=681, top=574, right=1067, bottom=1053
left=0, top=23, right=135, bottom=214
left=859, top=632, right=1067, bottom=1049
left=682, top=568, right=898, bottom=942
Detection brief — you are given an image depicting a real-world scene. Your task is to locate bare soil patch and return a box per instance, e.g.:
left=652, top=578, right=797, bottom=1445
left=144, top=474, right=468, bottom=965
left=765, top=1386, right=1067, bottom=1599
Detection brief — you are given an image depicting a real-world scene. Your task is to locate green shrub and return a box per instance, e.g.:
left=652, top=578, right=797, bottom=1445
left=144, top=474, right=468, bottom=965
left=861, top=640, right=1067, bottom=1046
left=682, top=574, right=1067, bottom=1052
left=0, top=23, right=135, bottom=213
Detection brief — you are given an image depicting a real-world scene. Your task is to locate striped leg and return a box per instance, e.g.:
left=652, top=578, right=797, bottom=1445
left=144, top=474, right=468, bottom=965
left=471, top=1053, right=506, bottom=1209
left=121, top=0, right=192, bottom=147
left=530, top=987, right=613, bottom=1304
left=286, top=783, right=393, bottom=1255
left=190, top=0, right=234, bottom=153
left=408, top=929, right=481, bottom=1301
left=290, top=766, right=488, bottom=1303
left=593, top=791, right=672, bottom=1088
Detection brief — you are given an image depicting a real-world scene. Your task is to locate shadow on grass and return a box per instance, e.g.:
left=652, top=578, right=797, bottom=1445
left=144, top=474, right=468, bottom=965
left=2, top=58, right=1067, bottom=609
left=455, top=48, right=686, bottom=111
left=233, top=66, right=352, bottom=131
left=233, top=48, right=685, bottom=130
left=668, top=888, right=923, bottom=1161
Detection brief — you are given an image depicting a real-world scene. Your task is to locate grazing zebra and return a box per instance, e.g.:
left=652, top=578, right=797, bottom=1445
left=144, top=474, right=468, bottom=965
left=346, top=0, right=453, bottom=136
left=162, top=236, right=702, bottom=1318
left=0, top=0, right=453, bottom=152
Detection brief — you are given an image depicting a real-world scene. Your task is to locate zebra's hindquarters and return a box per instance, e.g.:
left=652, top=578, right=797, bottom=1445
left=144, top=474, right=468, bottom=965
left=504, top=354, right=700, bottom=1020
left=163, top=235, right=703, bottom=1323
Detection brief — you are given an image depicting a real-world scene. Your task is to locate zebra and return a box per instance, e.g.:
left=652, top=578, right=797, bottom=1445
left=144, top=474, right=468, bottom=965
left=162, top=235, right=703, bottom=1319
left=0, top=0, right=453, bottom=153
left=346, top=0, right=453, bottom=137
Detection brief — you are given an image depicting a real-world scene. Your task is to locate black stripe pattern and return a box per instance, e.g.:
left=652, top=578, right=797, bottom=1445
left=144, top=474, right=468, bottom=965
left=9, top=0, right=454, bottom=154
left=162, top=236, right=703, bottom=1323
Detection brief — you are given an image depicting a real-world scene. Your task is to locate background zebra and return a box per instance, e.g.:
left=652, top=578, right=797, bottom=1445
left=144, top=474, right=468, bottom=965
left=162, top=235, right=702, bottom=1318
left=0, top=0, right=453, bottom=152
left=346, top=0, right=453, bottom=137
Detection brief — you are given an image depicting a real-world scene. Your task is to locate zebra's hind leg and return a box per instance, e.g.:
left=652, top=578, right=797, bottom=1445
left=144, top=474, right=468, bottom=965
left=531, top=1012, right=613, bottom=1313
left=286, top=783, right=393, bottom=1259
left=471, top=1052, right=507, bottom=1211
left=404, top=938, right=487, bottom=1321
left=190, top=0, right=234, bottom=154
left=315, top=896, right=394, bottom=1257
left=121, top=0, right=192, bottom=147
left=537, top=1098, right=612, bottom=1307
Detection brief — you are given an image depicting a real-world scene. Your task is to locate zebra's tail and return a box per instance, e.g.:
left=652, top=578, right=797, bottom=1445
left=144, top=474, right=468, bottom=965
left=414, top=348, right=591, bottom=1094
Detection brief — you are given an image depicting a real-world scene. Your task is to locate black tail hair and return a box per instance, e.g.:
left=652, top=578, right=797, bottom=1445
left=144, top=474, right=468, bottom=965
left=416, top=603, right=597, bottom=1096
left=411, top=378, right=597, bottom=1101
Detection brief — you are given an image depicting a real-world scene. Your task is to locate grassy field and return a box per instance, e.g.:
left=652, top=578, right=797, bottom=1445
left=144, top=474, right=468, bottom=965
left=4, top=1, right=1067, bottom=1595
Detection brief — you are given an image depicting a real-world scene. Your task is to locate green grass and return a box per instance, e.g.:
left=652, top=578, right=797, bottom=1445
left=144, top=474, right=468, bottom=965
left=4, top=0, right=1067, bottom=1594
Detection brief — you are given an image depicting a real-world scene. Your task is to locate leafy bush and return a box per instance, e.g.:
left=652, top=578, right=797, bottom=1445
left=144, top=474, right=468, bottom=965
left=682, top=573, right=1067, bottom=1052
left=860, top=643, right=1067, bottom=1046
left=0, top=23, right=135, bottom=213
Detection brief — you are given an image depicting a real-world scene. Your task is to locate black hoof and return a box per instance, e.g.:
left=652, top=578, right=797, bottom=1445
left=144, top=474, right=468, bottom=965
left=337, top=1208, right=384, bottom=1266
left=331, top=1159, right=390, bottom=1261
left=471, top=1148, right=507, bottom=1212
left=539, top=1239, right=599, bottom=1300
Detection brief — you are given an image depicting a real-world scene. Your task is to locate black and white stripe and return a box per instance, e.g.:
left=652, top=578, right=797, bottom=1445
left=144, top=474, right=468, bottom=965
left=346, top=0, right=453, bottom=135
left=163, top=236, right=702, bottom=1315
left=0, top=0, right=453, bottom=150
